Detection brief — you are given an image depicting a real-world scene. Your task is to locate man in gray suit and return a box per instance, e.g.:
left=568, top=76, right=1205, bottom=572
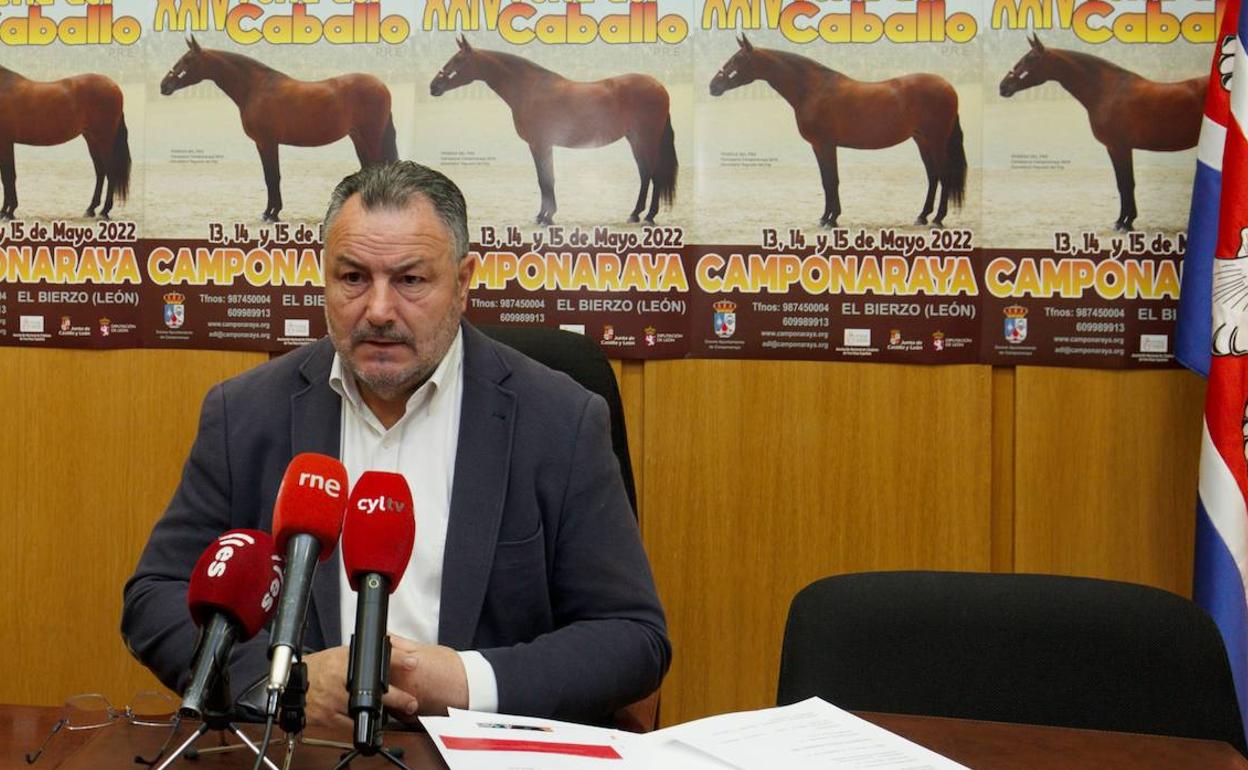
left=122, top=162, right=669, bottom=727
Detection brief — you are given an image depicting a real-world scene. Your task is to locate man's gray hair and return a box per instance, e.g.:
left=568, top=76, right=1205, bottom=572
left=323, top=161, right=470, bottom=261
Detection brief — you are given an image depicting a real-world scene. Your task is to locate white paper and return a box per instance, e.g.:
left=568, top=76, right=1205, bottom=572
left=423, top=699, right=971, bottom=770
left=421, top=710, right=642, bottom=770
left=645, top=698, right=972, bottom=770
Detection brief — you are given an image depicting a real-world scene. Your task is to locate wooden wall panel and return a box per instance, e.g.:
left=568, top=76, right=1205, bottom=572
left=0, top=347, right=1209, bottom=729
left=641, top=360, right=995, bottom=726
left=0, top=348, right=265, bottom=706
left=1013, top=368, right=1205, bottom=596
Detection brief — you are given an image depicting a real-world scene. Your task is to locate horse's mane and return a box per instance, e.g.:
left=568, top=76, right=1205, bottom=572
left=476, top=48, right=560, bottom=80
left=205, top=48, right=285, bottom=78
left=1048, top=47, right=1137, bottom=79
left=762, top=48, right=837, bottom=77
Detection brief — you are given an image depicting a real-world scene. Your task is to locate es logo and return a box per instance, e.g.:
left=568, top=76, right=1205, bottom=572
left=262, top=556, right=283, bottom=612
left=207, top=532, right=255, bottom=578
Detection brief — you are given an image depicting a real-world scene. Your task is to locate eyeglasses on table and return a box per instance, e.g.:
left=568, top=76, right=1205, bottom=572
left=24, top=691, right=179, bottom=765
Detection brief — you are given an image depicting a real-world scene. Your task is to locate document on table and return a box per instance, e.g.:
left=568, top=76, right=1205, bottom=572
left=421, top=708, right=643, bottom=770
left=423, top=698, right=971, bottom=770
left=644, top=698, right=972, bottom=770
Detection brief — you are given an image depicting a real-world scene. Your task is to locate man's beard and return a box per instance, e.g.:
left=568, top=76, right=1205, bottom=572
left=329, top=307, right=462, bottom=403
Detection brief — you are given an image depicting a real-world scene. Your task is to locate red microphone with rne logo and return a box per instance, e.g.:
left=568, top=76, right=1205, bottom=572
left=342, top=471, right=415, bottom=753
left=182, top=529, right=284, bottom=719
left=264, top=453, right=349, bottom=714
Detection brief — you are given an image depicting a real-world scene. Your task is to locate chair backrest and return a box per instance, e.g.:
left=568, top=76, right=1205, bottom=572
left=477, top=324, right=656, bottom=731
left=477, top=324, right=636, bottom=514
left=777, top=571, right=1246, bottom=754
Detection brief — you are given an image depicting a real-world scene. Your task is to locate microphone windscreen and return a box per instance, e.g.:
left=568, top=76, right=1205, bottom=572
left=272, top=453, right=348, bottom=559
left=187, top=529, right=284, bottom=640
left=341, top=471, right=415, bottom=592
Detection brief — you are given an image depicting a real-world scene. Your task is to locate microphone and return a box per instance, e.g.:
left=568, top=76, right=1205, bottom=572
left=265, top=453, right=349, bottom=712
left=341, top=471, right=415, bottom=751
left=182, top=530, right=284, bottom=719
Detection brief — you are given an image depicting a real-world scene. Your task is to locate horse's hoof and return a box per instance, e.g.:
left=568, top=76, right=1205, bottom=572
left=915, top=216, right=928, bottom=226
left=0, top=212, right=13, bottom=221
left=84, top=208, right=96, bottom=218
left=644, top=216, right=656, bottom=224
left=931, top=221, right=945, bottom=229
left=98, top=214, right=111, bottom=222
left=628, top=214, right=640, bottom=223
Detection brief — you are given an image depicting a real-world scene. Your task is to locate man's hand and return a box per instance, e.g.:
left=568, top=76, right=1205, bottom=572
left=302, top=645, right=420, bottom=729
left=388, top=637, right=469, bottom=718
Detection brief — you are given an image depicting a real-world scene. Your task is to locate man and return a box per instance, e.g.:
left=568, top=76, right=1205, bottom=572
left=122, top=162, right=670, bottom=727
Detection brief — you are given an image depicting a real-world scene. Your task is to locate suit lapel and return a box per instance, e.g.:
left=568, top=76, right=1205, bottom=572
left=439, top=325, right=515, bottom=649
left=290, top=338, right=346, bottom=649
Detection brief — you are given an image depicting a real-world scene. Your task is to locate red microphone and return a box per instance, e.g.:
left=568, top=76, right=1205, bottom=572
left=265, top=453, right=349, bottom=709
left=182, top=530, right=283, bottom=718
left=342, top=471, right=415, bottom=752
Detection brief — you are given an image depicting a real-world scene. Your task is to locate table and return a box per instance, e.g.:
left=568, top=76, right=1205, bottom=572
left=3, top=703, right=1245, bottom=769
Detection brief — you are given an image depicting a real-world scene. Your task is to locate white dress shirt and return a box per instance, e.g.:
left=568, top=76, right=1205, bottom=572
left=329, top=329, right=498, bottom=712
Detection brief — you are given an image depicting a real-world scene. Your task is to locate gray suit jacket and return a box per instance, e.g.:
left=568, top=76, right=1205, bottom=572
left=122, top=323, right=670, bottom=723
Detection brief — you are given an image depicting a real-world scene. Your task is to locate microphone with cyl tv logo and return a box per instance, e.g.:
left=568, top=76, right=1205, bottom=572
left=342, top=471, right=415, bottom=752
left=265, top=453, right=349, bottom=714
left=182, top=530, right=284, bottom=719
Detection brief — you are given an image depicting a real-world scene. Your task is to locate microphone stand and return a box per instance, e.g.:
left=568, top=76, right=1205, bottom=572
left=274, top=661, right=364, bottom=770
left=328, top=601, right=412, bottom=770
left=151, top=676, right=280, bottom=770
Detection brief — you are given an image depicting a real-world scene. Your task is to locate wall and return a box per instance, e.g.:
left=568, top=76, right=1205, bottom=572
left=0, top=350, right=1204, bottom=726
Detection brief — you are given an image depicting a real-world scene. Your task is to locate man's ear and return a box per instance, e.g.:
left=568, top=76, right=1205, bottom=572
left=456, top=253, right=479, bottom=309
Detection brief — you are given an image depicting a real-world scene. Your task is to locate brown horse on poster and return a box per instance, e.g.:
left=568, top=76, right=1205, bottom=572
left=709, top=35, right=967, bottom=229
left=160, top=37, right=398, bottom=222
left=430, top=37, right=677, bottom=225
left=0, top=66, right=130, bottom=220
left=1000, top=35, right=1204, bottom=232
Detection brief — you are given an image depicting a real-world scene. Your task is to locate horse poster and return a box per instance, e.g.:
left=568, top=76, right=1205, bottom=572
left=0, top=0, right=145, bottom=349
left=0, top=0, right=1227, bottom=369
left=981, top=3, right=1211, bottom=366
left=419, top=2, right=696, bottom=358
left=138, top=3, right=418, bottom=350
left=692, top=3, right=982, bottom=362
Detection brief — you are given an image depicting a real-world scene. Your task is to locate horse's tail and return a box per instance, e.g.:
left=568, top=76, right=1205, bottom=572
left=652, top=115, right=678, bottom=208
left=110, top=113, right=131, bottom=203
left=382, top=113, right=399, bottom=163
left=942, top=115, right=967, bottom=209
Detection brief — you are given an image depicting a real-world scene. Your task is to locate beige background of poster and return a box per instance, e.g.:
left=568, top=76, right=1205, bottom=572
left=0, top=43, right=146, bottom=227
left=141, top=30, right=418, bottom=238
left=692, top=21, right=985, bottom=244
left=411, top=25, right=694, bottom=232
left=981, top=27, right=1206, bottom=248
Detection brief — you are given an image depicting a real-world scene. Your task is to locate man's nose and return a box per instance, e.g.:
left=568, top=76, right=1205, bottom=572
left=363, top=280, right=397, bottom=326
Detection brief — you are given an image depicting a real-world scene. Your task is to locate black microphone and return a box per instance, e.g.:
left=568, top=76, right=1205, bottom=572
left=341, top=471, right=415, bottom=751
left=264, top=453, right=348, bottom=713
left=182, top=530, right=283, bottom=719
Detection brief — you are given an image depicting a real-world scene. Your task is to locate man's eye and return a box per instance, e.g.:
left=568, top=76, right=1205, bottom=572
left=401, top=275, right=425, bottom=286
left=341, top=272, right=364, bottom=284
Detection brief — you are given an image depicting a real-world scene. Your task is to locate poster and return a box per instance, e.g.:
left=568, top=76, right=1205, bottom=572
left=980, top=0, right=1215, bottom=367
left=0, top=0, right=1221, bottom=369
left=421, top=0, right=696, bottom=357
left=691, top=0, right=983, bottom=361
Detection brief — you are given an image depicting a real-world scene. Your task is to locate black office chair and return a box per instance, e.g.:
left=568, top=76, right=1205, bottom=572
left=477, top=324, right=655, bottom=731
left=478, top=324, right=636, bottom=514
left=777, top=571, right=1247, bottom=754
